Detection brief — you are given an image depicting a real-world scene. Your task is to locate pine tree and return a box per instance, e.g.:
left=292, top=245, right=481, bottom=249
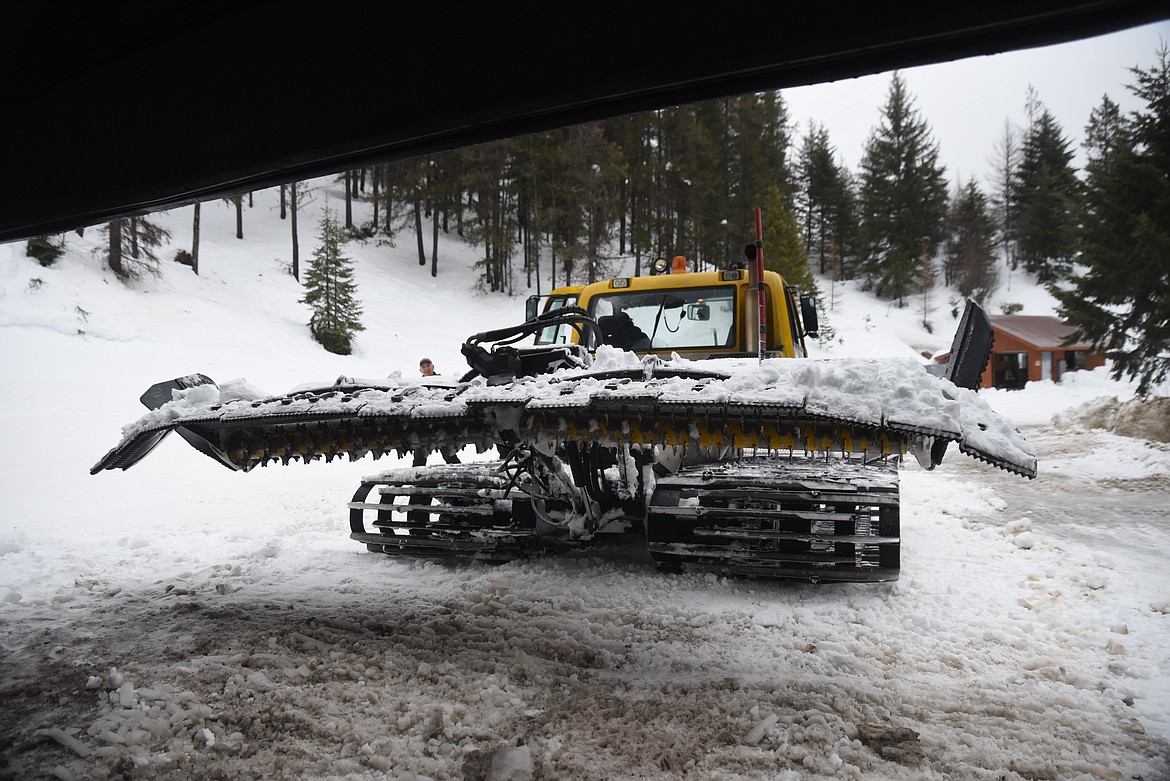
left=726, top=92, right=793, bottom=259
left=988, top=119, right=1020, bottom=271
left=538, top=127, right=585, bottom=286
left=101, top=214, right=170, bottom=279
left=797, top=122, right=858, bottom=278
left=857, top=72, right=949, bottom=306
left=106, top=218, right=125, bottom=277
left=683, top=99, right=729, bottom=270
left=654, top=105, right=709, bottom=262
left=463, top=138, right=521, bottom=292
left=575, top=124, right=624, bottom=284
left=1053, top=47, right=1170, bottom=396
left=302, top=206, right=364, bottom=355
left=917, top=246, right=936, bottom=331
left=759, top=188, right=814, bottom=291
left=26, top=234, right=65, bottom=266
left=603, top=113, right=656, bottom=275
left=827, top=168, right=861, bottom=280
left=944, top=179, right=999, bottom=304
left=1011, top=106, right=1081, bottom=281
left=797, top=122, right=836, bottom=275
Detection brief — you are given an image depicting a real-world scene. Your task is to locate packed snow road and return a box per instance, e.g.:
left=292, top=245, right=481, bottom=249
left=2, top=421, right=1168, bottom=781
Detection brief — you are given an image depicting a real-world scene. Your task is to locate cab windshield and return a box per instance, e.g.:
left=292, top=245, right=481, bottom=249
left=587, top=285, right=736, bottom=351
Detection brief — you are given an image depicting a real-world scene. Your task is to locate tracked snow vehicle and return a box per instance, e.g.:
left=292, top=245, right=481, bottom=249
left=92, top=231, right=1035, bottom=583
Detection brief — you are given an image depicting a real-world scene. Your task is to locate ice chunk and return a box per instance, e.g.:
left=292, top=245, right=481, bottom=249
left=488, top=745, right=533, bottom=781
left=745, top=713, right=779, bottom=745
left=34, top=728, right=92, bottom=757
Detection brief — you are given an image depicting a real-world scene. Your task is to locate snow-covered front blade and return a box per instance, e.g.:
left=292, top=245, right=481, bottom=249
left=91, top=354, right=1037, bottom=480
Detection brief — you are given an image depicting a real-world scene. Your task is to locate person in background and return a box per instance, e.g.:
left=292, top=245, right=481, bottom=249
left=409, top=356, right=461, bottom=522
left=413, top=357, right=460, bottom=467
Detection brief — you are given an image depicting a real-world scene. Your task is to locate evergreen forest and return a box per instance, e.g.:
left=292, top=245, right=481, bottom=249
left=32, top=47, right=1170, bottom=395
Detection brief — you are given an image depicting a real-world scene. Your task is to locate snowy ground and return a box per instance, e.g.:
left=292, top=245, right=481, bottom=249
left=2, top=182, right=1168, bottom=780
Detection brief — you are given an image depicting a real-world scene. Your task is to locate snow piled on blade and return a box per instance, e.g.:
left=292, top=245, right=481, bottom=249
left=217, top=378, right=270, bottom=403
left=589, top=344, right=644, bottom=371
left=103, top=351, right=1036, bottom=477
left=117, top=383, right=226, bottom=437
left=950, top=381, right=1038, bottom=475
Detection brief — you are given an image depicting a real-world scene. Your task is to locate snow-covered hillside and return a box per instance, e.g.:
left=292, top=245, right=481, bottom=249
left=1, top=181, right=1168, bottom=781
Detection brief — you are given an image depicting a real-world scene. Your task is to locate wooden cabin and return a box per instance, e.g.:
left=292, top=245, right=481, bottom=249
left=983, top=315, right=1106, bottom=389
left=932, top=315, right=1106, bottom=389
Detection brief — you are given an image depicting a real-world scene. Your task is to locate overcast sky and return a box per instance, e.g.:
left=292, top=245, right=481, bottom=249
left=781, top=19, right=1170, bottom=189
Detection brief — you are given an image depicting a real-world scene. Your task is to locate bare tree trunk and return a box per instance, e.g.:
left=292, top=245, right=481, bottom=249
left=234, top=195, right=244, bottom=239
left=526, top=218, right=535, bottom=288
left=619, top=177, right=627, bottom=255
left=819, top=209, right=827, bottom=276
left=550, top=228, right=557, bottom=290
left=414, top=198, right=425, bottom=266
left=108, top=218, right=124, bottom=277
left=372, top=169, right=380, bottom=230
left=484, top=235, right=494, bottom=292
left=129, top=217, right=140, bottom=259
left=344, top=170, right=354, bottom=230
left=290, top=181, right=300, bottom=280
left=631, top=203, right=641, bottom=277
left=192, top=203, right=201, bottom=275
left=280, top=184, right=287, bottom=220
left=383, top=171, right=394, bottom=234
left=431, top=207, right=439, bottom=277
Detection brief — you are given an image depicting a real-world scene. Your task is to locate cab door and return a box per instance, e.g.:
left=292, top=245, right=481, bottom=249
left=532, top=292, right=580, bottom=345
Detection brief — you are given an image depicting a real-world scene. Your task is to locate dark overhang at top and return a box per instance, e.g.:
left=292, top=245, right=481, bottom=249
left=1, top=2, right=1166, bottom=245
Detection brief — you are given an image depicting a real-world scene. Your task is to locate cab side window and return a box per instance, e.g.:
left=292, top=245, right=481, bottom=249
left=534, top=295, right=578, bottom=344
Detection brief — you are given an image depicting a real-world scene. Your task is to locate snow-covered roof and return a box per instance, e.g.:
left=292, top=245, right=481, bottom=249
left=990, top=315, right=1095, bottom=350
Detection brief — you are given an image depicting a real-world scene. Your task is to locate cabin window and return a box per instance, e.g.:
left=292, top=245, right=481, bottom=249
left=993, top=351, right=1027, bottom=390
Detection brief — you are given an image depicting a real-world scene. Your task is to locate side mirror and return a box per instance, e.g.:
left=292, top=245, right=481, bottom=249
left=687, top=302, right=710, bottom=321
left=525, top=295, right=540, bottom=322
left=799, top=293, right=819, bottom=338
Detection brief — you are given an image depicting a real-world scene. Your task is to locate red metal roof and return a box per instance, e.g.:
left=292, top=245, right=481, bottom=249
left=990, top=315, right=1096, bottom=350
